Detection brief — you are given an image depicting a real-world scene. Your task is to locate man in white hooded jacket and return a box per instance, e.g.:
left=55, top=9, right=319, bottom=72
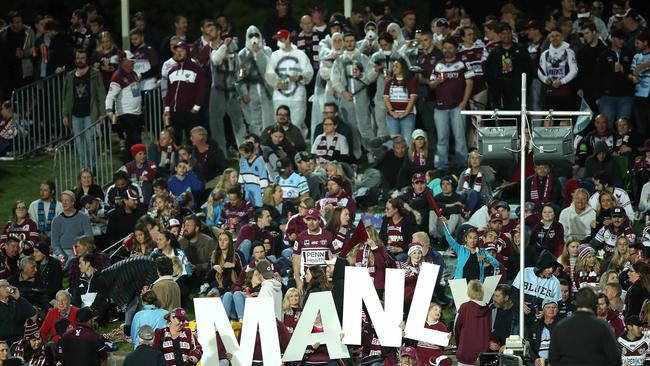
left=265, top=29, right=314, bottom=139
left=238, top=26, right=275, bottom=136
left=256, top=259, right=283, bottom=320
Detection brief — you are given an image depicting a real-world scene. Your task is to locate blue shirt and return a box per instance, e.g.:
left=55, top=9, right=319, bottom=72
left=632, top=51, right=650, bottom=97
left=130, top=304, right=168, bottom=348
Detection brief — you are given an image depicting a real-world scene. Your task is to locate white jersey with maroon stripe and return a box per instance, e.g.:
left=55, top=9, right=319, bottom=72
left=618, top=334, right=649, bottom=366
left=293, top=228, right=335, bottom=278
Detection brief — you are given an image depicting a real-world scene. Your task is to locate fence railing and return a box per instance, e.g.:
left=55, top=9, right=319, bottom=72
left=142, top=86, right=164, bottom=142
left=53, top=117, right=118, bottom=191
left=9, top=74, right=68, bottom=159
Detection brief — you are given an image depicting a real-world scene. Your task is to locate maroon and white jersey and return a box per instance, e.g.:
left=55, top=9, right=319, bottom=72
left=385, top=218, right=406, bottom=250
left=416, top=320, right=447, bottom=363
left=293, top=228, right=335, bottom=278
left=316, top=190, right=356, bottom=218
left=164, top=59, right=207, bottom=113
left=0, top=219, right=39, bottom=249
left=458, top=39, right=487, bottom=93
left=594, top=224, right=636, bottom=256
left=296, top=32, right=320, bottom=70
left=283, top=213, right=325, bottom=247
left=220, top=201, right=254, bottom=231
left=430, top=57, right=474, bottom=109
left=132, top=44, right=160, bottom=90
left=537, top=42, right=578, bottom=97
left=618, top=334, right=649, bottom=366
left=106, top=68, right=142, bottom=116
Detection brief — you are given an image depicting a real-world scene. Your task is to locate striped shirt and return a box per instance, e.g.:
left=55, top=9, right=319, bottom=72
left=238, top=156, right=269, bottom=207
left=458, top=39, right=488, bottom=93
left=275, top=172, right=309, bottom=200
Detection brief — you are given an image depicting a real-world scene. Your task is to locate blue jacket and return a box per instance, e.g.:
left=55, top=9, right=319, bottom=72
left=444, top=225, right=500, bottom=282
left=130, top=304, right=168, bottom=348
left=167, top=171, right=204, bottom=197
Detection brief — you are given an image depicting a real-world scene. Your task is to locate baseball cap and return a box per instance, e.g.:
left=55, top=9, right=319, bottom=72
left=256, top=259, right=275, bottom=280
left=542, top=298, right=558, bottom=308
left=328, top=175, right=344, bottom=189
left=165, top=307, right=188, bottom=322
left=119, top=50, right=136, bottom=61
left=444, top=0, right=459, bottom=9
left=272, top=29, right=291, bottom=40
left=276, top=157, right=292, bottom=172
left=294, top=151, right=312, bottom=164
left=577, top=4, right=591, bottom=18
left=626, top=315, right=643, bottom=327
left=611, top=207, right=625, bottom=218
left=490, top=212, right=504, bottom=223
left=485, top=242, right=498, bottom=252
left=305, top=208, right=320, bottom=220
left=168, top=218, right=181, bottom=228
left=126, top=188, right=141, bottom=200
left=137, top=325, right=155, bottom=341
left=524, top=20, right=542, bottom=30
left=441, top=175, right=455, bottom=185
left=173, top=41, right=191, bottom=50
left=435, top=18, right=449, bottom=28
left=400, top=346, right=417, bottom=358
left=494, top=201, right=510, bottom=211
left=412, top=172, right=426, bottom=184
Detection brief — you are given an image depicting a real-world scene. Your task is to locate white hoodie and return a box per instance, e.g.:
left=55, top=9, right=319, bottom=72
left=259, top=278, right=283, bottom=320
left=537, top=41, right=578, bottom=86
left=559, top=203, right=596, bottom=242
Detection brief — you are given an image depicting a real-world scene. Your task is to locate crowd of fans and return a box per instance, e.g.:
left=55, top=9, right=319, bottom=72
left=1, top=0, right=650, bottom=365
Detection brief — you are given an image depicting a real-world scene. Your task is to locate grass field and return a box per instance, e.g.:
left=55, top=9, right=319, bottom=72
left=0, top=154, right=56, bottom=218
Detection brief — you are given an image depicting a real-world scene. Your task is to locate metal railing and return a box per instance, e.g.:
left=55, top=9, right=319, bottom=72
left=142, top=86, right=164, bottom=142
left=53, top=117, right=118, bottom=191
left=9, top=74, right=68, bottom=159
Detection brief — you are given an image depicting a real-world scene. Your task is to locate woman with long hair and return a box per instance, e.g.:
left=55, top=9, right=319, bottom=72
left=12, top=319, right=51, bottom=366
left=72, top=168, right=105, bottom=208
left=558, top=239, right=581, bottom=293
left=530, top=204, right=565, bottom=257
left=573, top=244, right=601, bottom=290
left=205, top=232, right=241, bottom=297
left=379, top=198, right=419, bottom=262
left=1, top=200, right=39, bottom=249
left=151, top=231, right=192, bottom=299
left=590, top=191, right=615, bottom=237
left=302, top=265, right=331, bottom=307
left=325, top=162, right=353, bottom=196
left=398, top=129, right=436, bottom=188
left=441, top=221, right=500, bottom=282
left=262, top=125, right=296, bottom=162
left=215, top=168, right=239, bottom=199
left=262, top=183, right=287, bottom=233
left=325, top=206, right=352, bottom=254
left=202, top=188, right=225, bottom=235
left=626, top=261, right=650, bottom=317
left=148, top=192, right=178, bottom=227
left=383, top=57, right=417, bottom=143
left=282, top=287, right=302, bottom=334
left=605, top=236, right=632, bottom=273
left=90, top=31, right=119, bottom=91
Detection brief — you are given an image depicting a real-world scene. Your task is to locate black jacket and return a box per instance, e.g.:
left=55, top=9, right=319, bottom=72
left=72, top=271, right=109, bottom=320
left=379, top=213, right=419, bottom=252
left=397, top=148, right=436, bottom=189
left=527, top=318, right=557, bottom=359
left=485, top=43, right=533, bottom=109
left=576, top=40, right=607, bottom=99
left=37, top=255, right=63, bottom=300
left=191, top=140, right=228, bottom=182
left=123, top=344, right=165, bottom=366
left=8, top=274, right=49, bottom=310
left=0, top=296, right=37, bottom=344
left=549, top=311, right=621, bottom=366
left=106, top=207, right=146, bottom=246
left=46, top=32, right=74, bottom=76
left=596, top=47, right=635, bottom=97
left=584, top=141, right=621, bottom=181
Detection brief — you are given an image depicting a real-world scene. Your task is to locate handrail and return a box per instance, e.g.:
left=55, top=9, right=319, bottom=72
left=53, top=116, right=117, bottom=191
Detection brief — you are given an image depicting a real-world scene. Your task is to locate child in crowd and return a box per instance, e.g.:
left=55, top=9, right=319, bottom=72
left=416, top=303, right=448, bottom=363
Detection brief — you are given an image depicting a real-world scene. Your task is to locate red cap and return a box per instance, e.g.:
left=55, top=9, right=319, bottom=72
left=328, top=175, right=345, bottom=189
left=412, top=172, right=426, bottom=184
left=305, top=208, right=320, bottom=220
left=485, top=242, right=498, bottom=252
left=272, top=29, right=291, bottom=40
left=165, top=307, right=188, bottom=322
left=173, top=41, right=191, bottom=51
left=400, top=346, right=417, bottom=358
left=490, top=212, right=504, bottom=223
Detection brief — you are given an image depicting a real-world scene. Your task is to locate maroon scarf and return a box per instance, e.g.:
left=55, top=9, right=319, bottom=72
left=530, top=173, right=553, bottom=208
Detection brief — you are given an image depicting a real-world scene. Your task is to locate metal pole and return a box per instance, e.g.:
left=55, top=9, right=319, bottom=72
left=344, top=0, right=352, bottom=18
left=121, top=0, right=130, bottom=50
left=519, top=74, right=527, bottom=339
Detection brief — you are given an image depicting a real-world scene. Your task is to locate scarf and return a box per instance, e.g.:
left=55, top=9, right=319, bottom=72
left=37, top=200, right=57, bottom=233
left=159, top=143, right=175, bottom=169
left=412, top=149, right=425, bottom=166
left=530, top=174, right=552, bottom=208
left=315, top=134, right=338, bottom=162
left=462, top=168, right=483, bottom=192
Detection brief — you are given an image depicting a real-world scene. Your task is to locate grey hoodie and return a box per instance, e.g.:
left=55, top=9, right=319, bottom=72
left=259, top=278, right=283, bottom=320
